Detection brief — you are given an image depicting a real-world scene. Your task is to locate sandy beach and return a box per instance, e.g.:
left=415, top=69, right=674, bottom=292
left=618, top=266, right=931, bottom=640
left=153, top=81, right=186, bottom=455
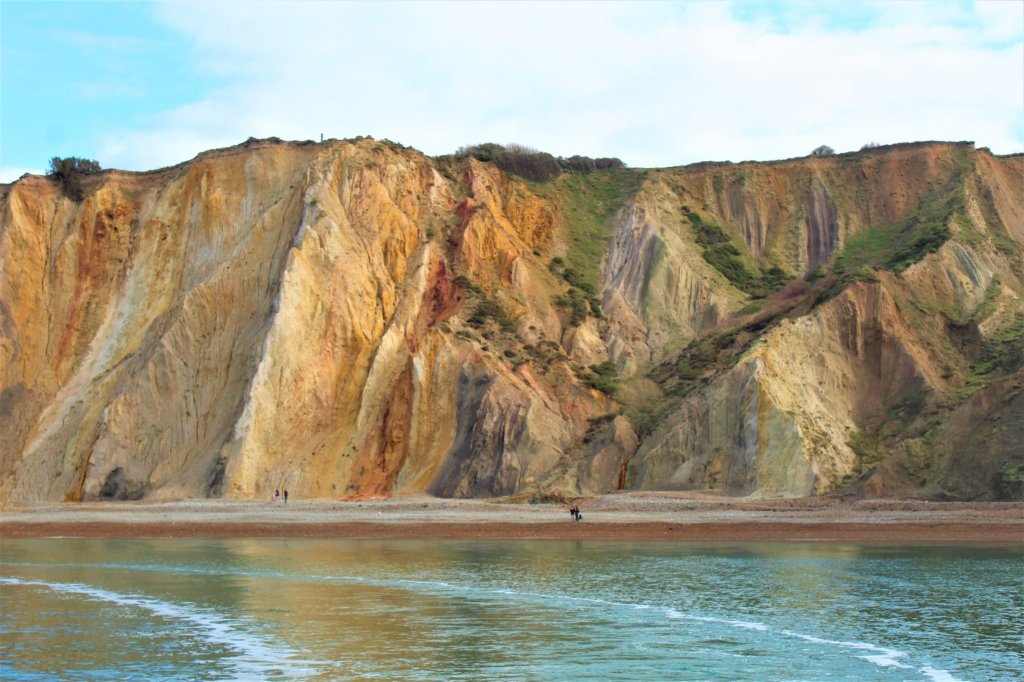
left=2, top=492, right=1022, bottom=544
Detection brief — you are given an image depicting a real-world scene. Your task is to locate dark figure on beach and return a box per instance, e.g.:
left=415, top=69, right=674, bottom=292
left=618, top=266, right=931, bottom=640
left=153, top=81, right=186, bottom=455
left=284, top=490, right=288, bottom=504
left=569, top=505, right=581, bottom=521
left=275, top=489, right=280, bottom=503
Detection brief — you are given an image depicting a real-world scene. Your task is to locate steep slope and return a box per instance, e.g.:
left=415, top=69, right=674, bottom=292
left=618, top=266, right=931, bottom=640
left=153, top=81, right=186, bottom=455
left=617, top=143, right=1023, bottom=498
left=1, top=139, right=1020, bottom=504
left=0, top=139, right=622, bottom=504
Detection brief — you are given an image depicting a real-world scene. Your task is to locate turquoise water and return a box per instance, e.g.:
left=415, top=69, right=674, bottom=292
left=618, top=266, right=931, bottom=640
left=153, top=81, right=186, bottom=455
left=1, top=539, right=1021, bottom=681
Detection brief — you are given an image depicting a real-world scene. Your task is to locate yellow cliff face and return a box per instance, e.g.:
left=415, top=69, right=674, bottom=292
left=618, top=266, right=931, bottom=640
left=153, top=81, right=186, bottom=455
left=1, top=140, right=1021, bottom=503
left=1, top=145, right=315, bottom=502
left=0, top=139, right=614, bottom=504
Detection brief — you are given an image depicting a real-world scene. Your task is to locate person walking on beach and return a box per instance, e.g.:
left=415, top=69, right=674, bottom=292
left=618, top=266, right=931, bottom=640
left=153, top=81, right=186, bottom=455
left=275, top=489, right=280, bottom=503
left=284, top=489, right=288, bottom=504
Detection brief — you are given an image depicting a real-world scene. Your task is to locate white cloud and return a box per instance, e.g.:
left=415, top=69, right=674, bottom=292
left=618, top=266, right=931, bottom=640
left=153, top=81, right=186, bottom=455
left=97, top=0, right=1023, bottom=171
left=0, top=167, right=44, bottom=184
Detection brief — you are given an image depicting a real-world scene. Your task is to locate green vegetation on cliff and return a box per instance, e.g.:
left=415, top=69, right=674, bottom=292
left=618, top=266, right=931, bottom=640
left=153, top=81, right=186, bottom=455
left=962, top=310, right=1024, bottom=396
left=449, top=143, right=626, bottom=183
left=581, top=360, right=620, bottom=395
left=681, top=205, right=790, bottom=297
left=834, top=156, right=966, bottom=277
left=47, top=156, right=101, bottom=201
left=531, top=169, right=647, bottom=295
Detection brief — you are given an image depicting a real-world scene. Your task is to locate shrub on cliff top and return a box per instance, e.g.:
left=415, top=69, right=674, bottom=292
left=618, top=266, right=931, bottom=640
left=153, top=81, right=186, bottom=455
left=559, top=155, right=625, bottom=173
left=453, top=143, right=625, bottom=183
left=48, top=156, right=101, bottom=201
left=495, top=148, right=562, bottom=183
left=455, top=143, right=505, bottom=162
left=454, top=143, right=561, bottom=181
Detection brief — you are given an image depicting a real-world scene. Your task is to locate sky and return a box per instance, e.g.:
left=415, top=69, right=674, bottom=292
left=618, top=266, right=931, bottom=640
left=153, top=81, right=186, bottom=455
left=1, top=0, right=1022, bottom=182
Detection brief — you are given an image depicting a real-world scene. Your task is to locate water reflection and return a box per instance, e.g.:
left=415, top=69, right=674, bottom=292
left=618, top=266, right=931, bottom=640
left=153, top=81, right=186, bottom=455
left=2, top=539, right=1021, bottom=681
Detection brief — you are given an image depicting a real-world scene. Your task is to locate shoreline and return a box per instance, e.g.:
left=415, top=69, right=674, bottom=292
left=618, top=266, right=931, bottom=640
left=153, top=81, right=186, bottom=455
left=3, top=521, right=1022, bottom=544
left=2, top=494, right=1022, bottom=544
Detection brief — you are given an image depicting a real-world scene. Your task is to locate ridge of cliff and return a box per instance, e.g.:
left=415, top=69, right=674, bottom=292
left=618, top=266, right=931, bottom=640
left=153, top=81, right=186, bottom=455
left=1, top=138, right=1021, bottom=504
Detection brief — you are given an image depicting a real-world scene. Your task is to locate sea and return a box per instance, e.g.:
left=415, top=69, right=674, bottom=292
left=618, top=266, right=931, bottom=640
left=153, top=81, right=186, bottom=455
left=1, top=538, right=1021, bottom=681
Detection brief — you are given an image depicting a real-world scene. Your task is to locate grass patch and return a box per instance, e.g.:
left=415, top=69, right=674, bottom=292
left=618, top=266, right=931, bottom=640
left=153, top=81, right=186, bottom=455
left=813, top=156, right=968, bottom=311
left=833, top=159, right=966, bottom=276
left=467, top=298, right=513, bottom=332
left=973, top=277, right=1002, bottom=323
left=579, top=360, right=620, bottom=395
left=529, top=169, right=647, bottom=295
left=550, top=258, right=603, bottom=324
left=681, top=206, right=790, bottom=297
left=454, top=275, right=514, bottom=332
left=995, top=463, right=1024, bottom=499
left=453, top=274, right=483, bottom=295
left=960, top=309, right=1024, bottom=396
left=649, top=326, right=760, bottom=399
left=1000, top=463, right=1024, bottom=483
left=847, top=431, right=886, bottom=476
left=973, top=173, right=1021, bottom=262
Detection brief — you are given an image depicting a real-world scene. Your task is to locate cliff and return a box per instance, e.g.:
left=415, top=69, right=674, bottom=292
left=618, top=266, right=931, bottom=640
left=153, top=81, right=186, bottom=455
left=1, top=138, right=1021, bottom=504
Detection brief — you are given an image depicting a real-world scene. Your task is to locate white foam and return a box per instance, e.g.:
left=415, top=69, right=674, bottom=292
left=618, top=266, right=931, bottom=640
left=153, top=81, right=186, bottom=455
left=397, top=580, right=967, bottom=682
left=781, top=630, right=903, bottom=658
left=778, top=629, right=968, bottom=678
left=921, top=666, right=964, bottom=682
left=1, top=576, right=322, bottom=679
left=663, top=608, right=768, bottom=631
left=690, top=615, right=769, bottom=632
left=859, top=653, right=913, bottom=669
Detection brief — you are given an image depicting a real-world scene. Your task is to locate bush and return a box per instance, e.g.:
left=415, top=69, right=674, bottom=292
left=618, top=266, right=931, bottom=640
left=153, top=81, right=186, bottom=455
left=493, top=148, right=561, bottom=182
left=675, top=360, right=703, bottom=380
left=555, top=285, right=597, bottom=326
left=805, top=266, right=827, bottom=283
left=467, top=298, right=512, bottom=331
left=455, top=143, right=505, bottom=162
left=454, top=143, right=629, bottom=183
left=811, top=145, right=835, bottom=157
left=453, top=275, right=483, bottom=294
left=559, top=155, right=625, bottom=173
left=584, top=361, right=619, bottom=394
left=48, top=156, right=101, bottom=201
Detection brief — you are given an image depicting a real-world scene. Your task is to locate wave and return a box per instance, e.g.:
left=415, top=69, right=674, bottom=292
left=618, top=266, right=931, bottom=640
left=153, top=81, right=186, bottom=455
left=372, top=577, right=963, bottom=681
left=3, top=562, right=966, bottom=681
left=922, top=667, right=963, bottom=682
left=0, top=576, right=323, bottom=680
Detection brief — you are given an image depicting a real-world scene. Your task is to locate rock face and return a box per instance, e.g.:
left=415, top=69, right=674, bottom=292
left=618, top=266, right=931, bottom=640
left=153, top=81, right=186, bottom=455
left=1, top=139, right=1021, bottom=504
